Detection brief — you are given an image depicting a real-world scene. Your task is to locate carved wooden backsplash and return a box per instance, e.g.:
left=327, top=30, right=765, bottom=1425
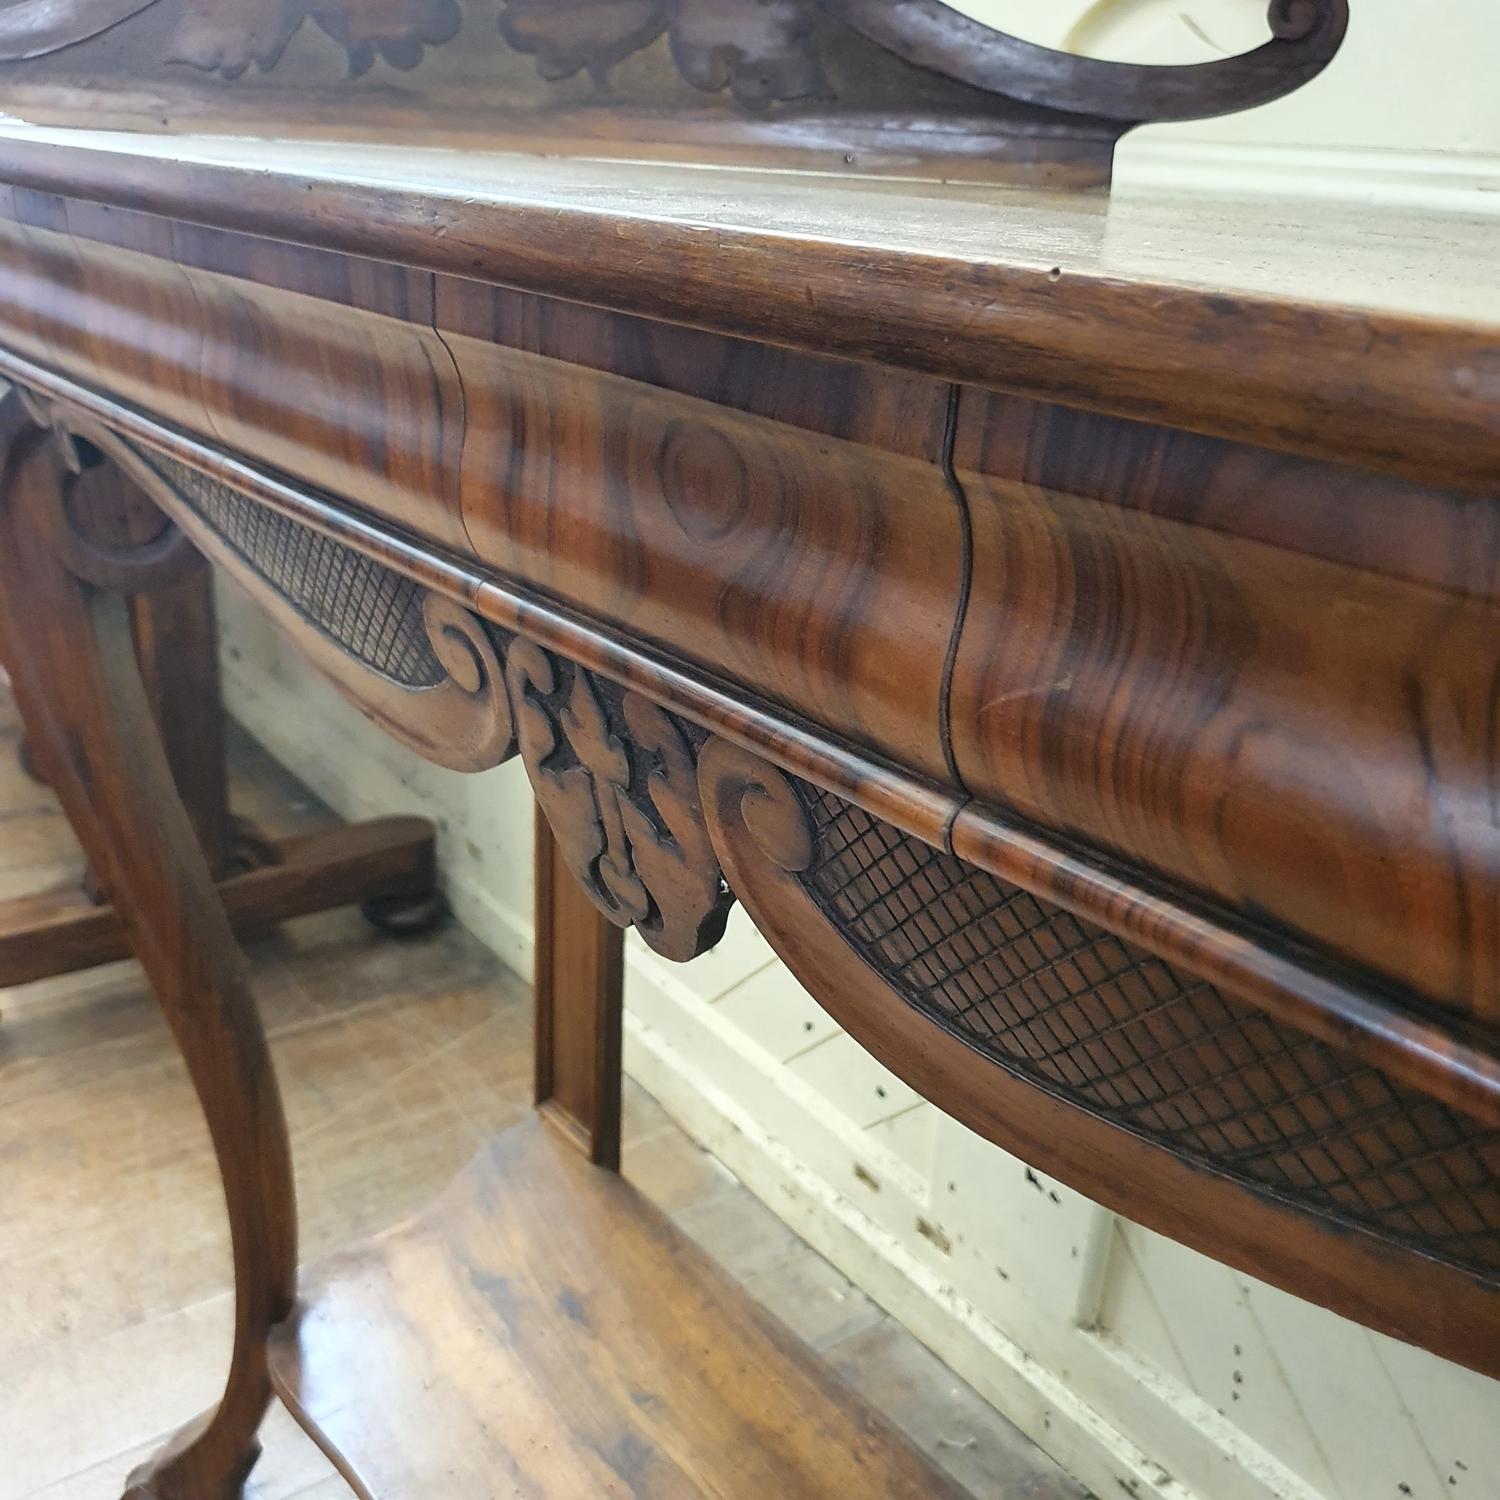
left=0, top=0, right=1351, bottom=184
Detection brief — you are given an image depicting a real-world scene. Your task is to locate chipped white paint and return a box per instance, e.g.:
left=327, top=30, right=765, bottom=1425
left=221, top=581, right=1500, bottom=1500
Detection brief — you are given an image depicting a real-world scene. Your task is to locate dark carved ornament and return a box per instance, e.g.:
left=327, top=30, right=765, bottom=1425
left=166, top=0, right=462, bottom=78
left=505, top=637, right=735, bottom=962
left=0, top=0, right=1352, bottom=133
left=498, top=0, right=1351, bottom=121
left=497, top=0, right=830, bottom=107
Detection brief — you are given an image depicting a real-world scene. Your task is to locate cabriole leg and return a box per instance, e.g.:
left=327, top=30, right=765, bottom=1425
left=0, top=408, right=295, bottom=1499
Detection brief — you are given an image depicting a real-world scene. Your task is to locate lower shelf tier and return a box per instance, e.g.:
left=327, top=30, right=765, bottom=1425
left=269, top=1116, right=959, bottom=1498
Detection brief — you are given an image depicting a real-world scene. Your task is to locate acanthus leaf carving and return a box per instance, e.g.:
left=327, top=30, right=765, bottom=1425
left=310, top=0, right=462, bottom=75
left=504, top=637, right=733, bottom=961
left=497, top=0, right=664, bottom=89
left=170, top=0, right=461, bottom=80
left=668, top=0, right=828, bottom=106
left=498, top=0, right=830, bottom=107
left=167, top=0, right=309, bottom=77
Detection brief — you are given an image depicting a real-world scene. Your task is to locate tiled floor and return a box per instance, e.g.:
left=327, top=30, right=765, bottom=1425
left=0, top=684, right=1090, bottom=1499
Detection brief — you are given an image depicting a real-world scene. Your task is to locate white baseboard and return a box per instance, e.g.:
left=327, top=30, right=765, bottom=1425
left=1118, top=140, right=1500, bottom=215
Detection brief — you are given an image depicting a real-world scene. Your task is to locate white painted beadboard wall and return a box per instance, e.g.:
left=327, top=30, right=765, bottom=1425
left=218, top=11, right=1500, bottom=1494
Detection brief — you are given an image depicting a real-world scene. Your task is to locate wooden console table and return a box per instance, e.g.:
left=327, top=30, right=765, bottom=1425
left=0, top=3, right=1496, bottom=1496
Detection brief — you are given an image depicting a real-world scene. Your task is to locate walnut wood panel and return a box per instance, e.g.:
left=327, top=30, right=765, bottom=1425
left=0, top=203, right=965, bottom=781
left=0, top=133, right=1492, bottom=495
left=697, top=739, right=1500, bottom=1384
left=436, top=303, right=961, bottom=781
left=955, top=384, right=1500, bottom=604
left=0, top=204, right=472, bottom=553
left=949, top=416, right=1500, bottom=1021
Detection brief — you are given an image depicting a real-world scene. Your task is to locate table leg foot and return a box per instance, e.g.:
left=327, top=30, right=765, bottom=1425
left=121, top=1412, right=261, bottom=1500
left=361, top=883, right=450, bottom=937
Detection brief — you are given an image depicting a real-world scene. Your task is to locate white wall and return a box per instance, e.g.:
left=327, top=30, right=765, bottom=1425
left=952, top=0, right=1500, bottom=204
left=220, top=581, right=1500, bottom=1500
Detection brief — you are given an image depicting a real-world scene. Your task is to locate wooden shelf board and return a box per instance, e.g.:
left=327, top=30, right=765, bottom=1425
left=269, top=1116, right=961, bottom=1499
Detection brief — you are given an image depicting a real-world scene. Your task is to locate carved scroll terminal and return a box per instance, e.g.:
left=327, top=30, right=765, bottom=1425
left=505, top=638, right=733, bottom=961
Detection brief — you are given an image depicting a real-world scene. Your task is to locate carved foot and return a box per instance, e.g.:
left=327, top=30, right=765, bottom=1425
left=120, top=1409, right=261, bottom=1500
left=18, top=732, right=45, bottom=785
left=225, top=815, right=285, bottom=877
left=361, top=885, right=450, bottom=937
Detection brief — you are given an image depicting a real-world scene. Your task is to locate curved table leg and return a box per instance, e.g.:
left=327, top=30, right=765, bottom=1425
left=0, top=414, right=296, bottom=1498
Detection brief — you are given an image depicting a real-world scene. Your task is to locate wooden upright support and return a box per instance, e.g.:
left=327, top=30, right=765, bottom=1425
left=532, top=808, right=625, bottom=1170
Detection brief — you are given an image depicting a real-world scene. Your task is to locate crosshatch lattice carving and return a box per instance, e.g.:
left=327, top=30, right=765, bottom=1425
left=143, top=451, right=447, bottom=690
left=794, top=781, right=1500, bottom=1280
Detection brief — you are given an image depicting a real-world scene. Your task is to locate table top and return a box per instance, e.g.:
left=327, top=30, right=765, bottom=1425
left=2, top=123, right=1495, bottom=318
left=0, top=121, right=1495, bottom=491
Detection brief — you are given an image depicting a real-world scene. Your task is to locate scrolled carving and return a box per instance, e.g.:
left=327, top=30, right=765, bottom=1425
left=699, top=734, right=813, bottom=876
left=0, top=0, right=1349, bottom=161
left=146, top=457, right=516, bottom=770
left=11, top=391, right=197, bottom=594
left=0, top=0, right=159, bottom=60
left=499, top=0, right=1347, bottom=124
left=11, top=402, right=518, bottom=774
left=505, top=636, right=733, bottom=960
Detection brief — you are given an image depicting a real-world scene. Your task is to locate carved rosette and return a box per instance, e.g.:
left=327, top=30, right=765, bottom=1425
left=504, top=637, right=733, bottom=961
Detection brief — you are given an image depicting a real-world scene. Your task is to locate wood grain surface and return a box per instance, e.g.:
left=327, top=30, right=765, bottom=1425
left=697, top=738, right=1500, bottom=1385
left=951, top=391, right=1500, bottom=1020
left=270, top=1115, right=963, bottom=1500
left=0, top=410, right=296, bottom=1498
left=0, top=128, right=1492, bottom=492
